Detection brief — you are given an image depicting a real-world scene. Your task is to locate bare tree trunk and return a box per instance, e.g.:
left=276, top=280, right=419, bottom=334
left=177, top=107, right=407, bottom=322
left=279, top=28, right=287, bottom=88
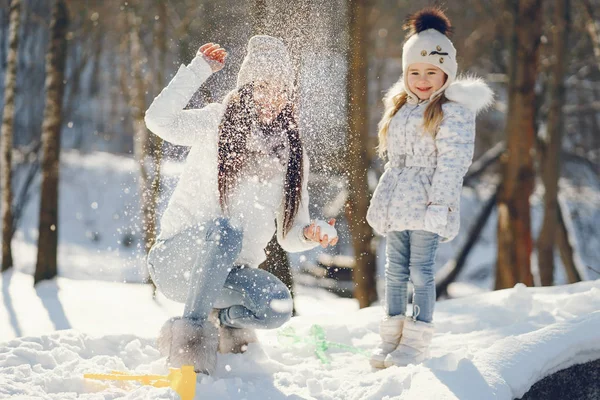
left=581, top=0, right=600, bottom=65
left=580, top=0, right=600, bottom=160
left=463, top=141, right=505, bottom=187
left=127, top=6, right=156, bottom=256
left=537, top=0, right=570, bottom=286
left=346, top=0, right=377, bottom=307
left=555, top=195, right=582, bottom=283
left=495, top=0, right=541, bottom=290
left=35, top=0, right=68, bottom=285
left=437, top=186, right=498, bottom=299
left=1, top=0, right=21, bottom=273
left=259, top=235, right=296, bottom=315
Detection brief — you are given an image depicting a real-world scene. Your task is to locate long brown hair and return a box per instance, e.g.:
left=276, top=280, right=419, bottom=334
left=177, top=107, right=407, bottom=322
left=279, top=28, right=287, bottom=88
left=377, top=90, right=448, bottom=159
left=217, top=83, right=303, bottom=236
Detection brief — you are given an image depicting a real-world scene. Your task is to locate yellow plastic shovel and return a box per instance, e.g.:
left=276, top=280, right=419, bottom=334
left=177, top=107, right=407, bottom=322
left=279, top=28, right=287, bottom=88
left=84, top=365, right=196, bottom=400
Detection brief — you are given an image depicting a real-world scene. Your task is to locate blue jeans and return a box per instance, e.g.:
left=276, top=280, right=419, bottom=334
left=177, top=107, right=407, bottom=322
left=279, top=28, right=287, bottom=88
left=147, top=218, right=293, bottom=329
left=385, top=230, right=440, bottom=323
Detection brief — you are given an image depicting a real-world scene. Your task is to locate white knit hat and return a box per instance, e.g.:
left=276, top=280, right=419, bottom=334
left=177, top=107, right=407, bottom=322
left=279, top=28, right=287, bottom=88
left=236, top=35, right=294, bottom=90
left=401, top=8, right=457, bottom=102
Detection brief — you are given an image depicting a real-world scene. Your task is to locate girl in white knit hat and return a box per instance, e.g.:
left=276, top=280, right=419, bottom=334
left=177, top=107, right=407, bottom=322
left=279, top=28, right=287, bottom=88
left=367, top=8, right=493, bottom=368
left=144, top=36, right=338, bottom=375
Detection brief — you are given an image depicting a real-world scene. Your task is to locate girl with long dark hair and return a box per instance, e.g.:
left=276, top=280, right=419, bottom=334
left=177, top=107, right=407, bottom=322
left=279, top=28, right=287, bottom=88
left=145, top=36, right=338, bottom=375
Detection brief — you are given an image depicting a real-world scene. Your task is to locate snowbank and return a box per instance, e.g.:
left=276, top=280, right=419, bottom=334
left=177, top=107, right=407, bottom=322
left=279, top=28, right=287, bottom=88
left=1, top=270, right=599, bottom=399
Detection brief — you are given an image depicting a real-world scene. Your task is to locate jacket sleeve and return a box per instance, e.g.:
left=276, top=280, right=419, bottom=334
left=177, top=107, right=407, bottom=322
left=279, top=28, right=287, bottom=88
left=430, top=104, right=476, bottom=209
left=144, top=56, right=224, bottom=146
left=276, top=153, right=320, bottom=252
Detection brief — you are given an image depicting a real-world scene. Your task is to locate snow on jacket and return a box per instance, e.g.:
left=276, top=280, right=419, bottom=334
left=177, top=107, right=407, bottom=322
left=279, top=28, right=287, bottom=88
left=144, top=56, right=319, bottom=267
left=367, top=77, right=494, bottom=242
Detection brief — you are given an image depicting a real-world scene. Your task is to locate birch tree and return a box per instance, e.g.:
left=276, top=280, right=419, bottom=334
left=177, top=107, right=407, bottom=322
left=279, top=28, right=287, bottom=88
left=1, top=0, right=21, bottom=273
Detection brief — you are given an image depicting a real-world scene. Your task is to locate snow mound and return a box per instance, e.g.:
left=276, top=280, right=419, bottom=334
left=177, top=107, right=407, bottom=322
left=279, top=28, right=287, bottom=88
left=1, top=272, right=599, bottom=399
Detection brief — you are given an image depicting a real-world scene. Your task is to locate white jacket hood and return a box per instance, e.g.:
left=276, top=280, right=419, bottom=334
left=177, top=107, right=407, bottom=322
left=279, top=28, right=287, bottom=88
left=383, top=76, right=494, bottom=114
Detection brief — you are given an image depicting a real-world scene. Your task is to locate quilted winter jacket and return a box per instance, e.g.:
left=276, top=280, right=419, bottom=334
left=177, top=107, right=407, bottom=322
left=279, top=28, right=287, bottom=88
left=367, top=78, right=493, bottom=242
left=144, top=56, right=319, bottom=267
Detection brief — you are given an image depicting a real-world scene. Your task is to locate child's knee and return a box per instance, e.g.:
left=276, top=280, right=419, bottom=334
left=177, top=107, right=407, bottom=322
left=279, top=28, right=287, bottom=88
left=385, top=262, right=410, bottom=283
left=410, top=267, right=435, bottom=288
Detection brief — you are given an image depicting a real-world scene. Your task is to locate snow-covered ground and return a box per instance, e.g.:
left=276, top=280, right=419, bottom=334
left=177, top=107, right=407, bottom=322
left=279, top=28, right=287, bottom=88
left=1, top=270, right=599, bottom=399
left=1, top=150, right=599, bottom=399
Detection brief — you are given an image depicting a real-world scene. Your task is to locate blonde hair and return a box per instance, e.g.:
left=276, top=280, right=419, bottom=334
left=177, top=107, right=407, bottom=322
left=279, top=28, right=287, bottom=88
left=377, top=92, right=448, bottom=159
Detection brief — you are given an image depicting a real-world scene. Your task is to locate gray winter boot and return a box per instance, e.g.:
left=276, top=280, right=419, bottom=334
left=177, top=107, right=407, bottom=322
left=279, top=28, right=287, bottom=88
left=218, top=325, right=258, bottom=354
left=370, top=315, right=405, bottom=369
left=384, top=317, right=434, bottom=368
left=209, top=308, right=258, bottom=354
left=157, top=316, right=219, bottom=375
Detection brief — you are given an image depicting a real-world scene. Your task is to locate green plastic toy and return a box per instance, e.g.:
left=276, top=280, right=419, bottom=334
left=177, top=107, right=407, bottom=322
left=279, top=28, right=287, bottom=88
left=278, top=324, right=370, bottom=364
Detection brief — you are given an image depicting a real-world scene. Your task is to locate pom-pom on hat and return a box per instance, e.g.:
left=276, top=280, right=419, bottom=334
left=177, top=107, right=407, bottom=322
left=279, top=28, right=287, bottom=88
left=402, top=7, right=457, bottom=102
left=236, top=35, right=295, bottom=91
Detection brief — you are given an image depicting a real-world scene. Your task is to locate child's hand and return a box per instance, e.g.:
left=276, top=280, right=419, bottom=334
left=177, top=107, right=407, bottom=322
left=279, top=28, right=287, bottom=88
left=424, top=204, right=448, bottom=233
left=197, top=43, right=227, bottom=73
left=303, top=219, right=339, bottom=248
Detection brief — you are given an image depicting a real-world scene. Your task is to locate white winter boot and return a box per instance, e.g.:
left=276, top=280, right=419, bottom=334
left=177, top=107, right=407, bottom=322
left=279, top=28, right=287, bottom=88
left=370, top=315, right=405, bottom=368
left=384, top=317, right=434, bottom=368
left=157, top=316, right=219, bottom=375
left=209, top=308, right=258, bottom=354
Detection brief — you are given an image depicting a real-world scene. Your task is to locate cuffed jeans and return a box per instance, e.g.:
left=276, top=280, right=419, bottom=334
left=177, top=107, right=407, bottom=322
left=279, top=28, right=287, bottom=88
left=147, top=218, right=293, bottom=329
left=385, top=230, right=440, bottom=323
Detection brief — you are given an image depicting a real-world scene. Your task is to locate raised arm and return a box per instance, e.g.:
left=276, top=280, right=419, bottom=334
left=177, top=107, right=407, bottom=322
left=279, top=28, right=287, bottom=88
left=144, top=43, right=227, bottom=146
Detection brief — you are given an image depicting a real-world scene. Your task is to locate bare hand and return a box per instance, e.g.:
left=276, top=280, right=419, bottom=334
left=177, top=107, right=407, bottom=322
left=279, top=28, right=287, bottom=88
left=303, top=219, right=339, bottom=248
left=197, top=43, right=227, bottom=73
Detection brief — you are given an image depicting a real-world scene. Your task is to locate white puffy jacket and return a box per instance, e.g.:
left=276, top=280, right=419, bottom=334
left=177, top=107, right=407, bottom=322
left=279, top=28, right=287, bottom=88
left=367, top=78, right=493, bottom=242
left=144, top=56, right=319, bottom=267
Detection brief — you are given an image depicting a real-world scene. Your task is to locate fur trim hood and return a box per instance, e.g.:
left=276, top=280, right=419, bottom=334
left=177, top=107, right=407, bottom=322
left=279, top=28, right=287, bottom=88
left=383, top=76, right=494, bottom=114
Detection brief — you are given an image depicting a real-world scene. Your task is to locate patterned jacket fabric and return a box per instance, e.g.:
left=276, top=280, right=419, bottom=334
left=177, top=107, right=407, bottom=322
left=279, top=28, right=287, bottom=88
left=367, top=78, right=493, bottom=242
